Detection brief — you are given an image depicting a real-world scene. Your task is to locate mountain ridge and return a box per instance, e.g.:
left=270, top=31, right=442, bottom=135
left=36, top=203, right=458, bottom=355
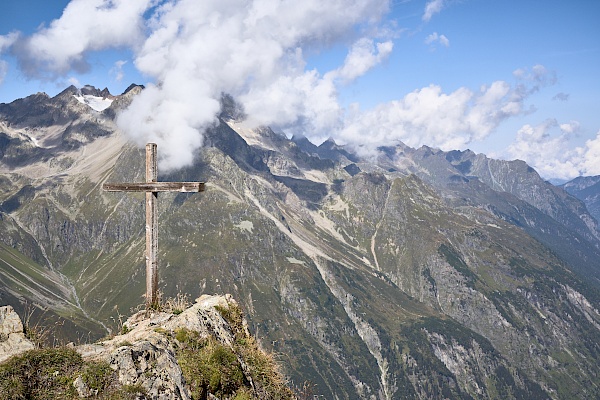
left=0, top=85, right=599, bottom=399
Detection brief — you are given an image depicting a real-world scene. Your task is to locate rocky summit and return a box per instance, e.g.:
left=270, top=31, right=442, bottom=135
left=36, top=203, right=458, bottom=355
left=0, top=294, right=294, bottom=399
left=0, top=86, right=599, bottom=399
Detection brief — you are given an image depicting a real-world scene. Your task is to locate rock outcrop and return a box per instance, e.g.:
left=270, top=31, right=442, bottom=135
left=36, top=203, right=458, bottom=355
left=78, top=295, right=245, bottom=399
left=0, top=295, right=295, bottom=400
left=0, top=305, right=35, bottom=363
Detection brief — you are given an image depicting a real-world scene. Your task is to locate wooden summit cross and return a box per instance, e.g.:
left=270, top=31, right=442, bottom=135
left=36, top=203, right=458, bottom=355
left=103, top=143, right=205, bottom=308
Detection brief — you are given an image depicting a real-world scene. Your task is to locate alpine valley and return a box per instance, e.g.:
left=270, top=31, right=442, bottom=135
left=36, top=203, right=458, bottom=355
left=1, top=85, right=599, bottom=399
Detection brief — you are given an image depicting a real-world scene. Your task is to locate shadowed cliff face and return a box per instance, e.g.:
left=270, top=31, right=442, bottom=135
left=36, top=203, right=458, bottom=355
left=0, top=88, right=599, bottom=399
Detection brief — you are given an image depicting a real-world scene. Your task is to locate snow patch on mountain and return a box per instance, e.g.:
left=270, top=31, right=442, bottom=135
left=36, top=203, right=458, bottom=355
left=73, top=94, right=113, bottom=111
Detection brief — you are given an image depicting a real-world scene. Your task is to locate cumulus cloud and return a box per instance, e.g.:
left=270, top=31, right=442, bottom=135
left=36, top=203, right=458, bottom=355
left=423, top=0, right=447, bottom=22
left=7, top=0, right=390, bottom=170
left=504, top=120, right=600, bottom=180
left=10, top=0, right=152, bottom=80
left=4, top=0, right=577, bottom=178
left=425, top=32, right=449, bottom=48
left=117, top=0, right=391, bottom=170
left=513, top=64, right=557, bottom=97
left=0, top=32, right=19, bottom=53
left=0, top=31, right=19, bottom=85
left=0, top=61, right=7, bottom=85
left=336, top=73, right=551, bottom=156
left=68, top=76, right=81, bottom=87
left=506, top=119, right=581, bottom=180
left=579, top=130, right=600, bottom=176
left=329, top=38, right=394, bottom=83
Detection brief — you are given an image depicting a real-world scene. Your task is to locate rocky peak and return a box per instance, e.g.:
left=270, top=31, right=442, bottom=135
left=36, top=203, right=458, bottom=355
left=55, top=85, right=80, bottom=98
left=122, top=83, right=145, bottom=95
left=0, top=296, right=295, bottom=399
left=80, top=85, right=113, bottom=99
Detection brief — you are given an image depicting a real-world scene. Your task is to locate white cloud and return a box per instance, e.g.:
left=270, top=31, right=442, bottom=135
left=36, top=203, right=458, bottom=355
left=0, top=32, right=19, bottom=52
left=11, top=0, right=153, bottom=80
left=425, top=32, right=449, bottom=48
left=336, top=74, right=548, bottom=156
left=513, top=64, right=557, bottom=97
left=9, top=0, right=391, bottom=170
left=110, top=60, right=128, bottom=82
left=6, top=1, right=576, bottom=179
left=0, top=31, right=19, bottom=85
left=504, top=119, right=600, bottom=180
left=579, top=130, right=600, bottom=176
left=423, top=0, right=447, bottom=22
left=68, top=76, right=81, bottom=87
left=552, top=92, right=569, bottom=102
left=116, top=0, right=391, bottom=170
left=438, top=35, right=450, bottom=47
left=328, top=38, right=394, bottom=83
left=0, top=61, right=8, bottom=85
left=506, top=119, right=582, bottom=180
left=499, top=118, right=600, bottom=181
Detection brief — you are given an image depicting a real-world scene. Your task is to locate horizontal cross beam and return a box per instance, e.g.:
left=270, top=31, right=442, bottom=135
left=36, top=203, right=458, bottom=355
left=102, top=182, right=205, bottom=192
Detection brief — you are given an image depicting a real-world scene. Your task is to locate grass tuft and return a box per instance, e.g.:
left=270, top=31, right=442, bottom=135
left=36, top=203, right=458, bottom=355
left=0, top=347, right=147, bottom=399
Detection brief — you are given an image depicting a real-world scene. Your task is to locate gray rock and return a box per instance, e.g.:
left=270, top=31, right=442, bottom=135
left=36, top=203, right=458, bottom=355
left=73, top=375, right=98, bottom=398
left=109, top=339, right=191, bottom=400
left=75, top=295, right=244, bottom=400
left=0, top=305, right=35, bottom=363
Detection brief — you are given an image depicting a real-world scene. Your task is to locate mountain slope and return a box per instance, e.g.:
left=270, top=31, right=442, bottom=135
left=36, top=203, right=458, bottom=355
left=0, top=87, right=599, bottom=399
left=562, top=175, right=600, bottom=223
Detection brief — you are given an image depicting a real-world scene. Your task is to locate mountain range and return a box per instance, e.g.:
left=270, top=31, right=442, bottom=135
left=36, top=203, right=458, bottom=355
left=0, top=85, right=599, bottom=399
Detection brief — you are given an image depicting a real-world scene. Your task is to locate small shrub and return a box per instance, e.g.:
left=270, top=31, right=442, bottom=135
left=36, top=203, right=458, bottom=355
left=0, top=347, right=82, bottom=399
left=215, top=303, right=244, bottom=334
left=81, top=360, right=115, bottom=393
left=175, top=301, right=295, bottom=399
left=0, top=348, right=143, bottom=400
left=177, top=333, right=245, bottom=399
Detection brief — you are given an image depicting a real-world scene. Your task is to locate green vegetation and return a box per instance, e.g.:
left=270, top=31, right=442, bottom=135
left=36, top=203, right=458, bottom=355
left=171, top=301, right=295, bottom=400
left=0, top=299, right=295, bottom=399
left=0, top=347, right=145, bottom=399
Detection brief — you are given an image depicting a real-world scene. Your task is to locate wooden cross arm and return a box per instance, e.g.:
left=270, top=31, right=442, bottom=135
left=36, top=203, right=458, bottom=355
left=102, top=182, right=205, bottom=192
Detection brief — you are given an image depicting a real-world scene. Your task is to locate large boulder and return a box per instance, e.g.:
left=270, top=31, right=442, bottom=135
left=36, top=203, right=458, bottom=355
left=0, top=305, right=35, bottom=363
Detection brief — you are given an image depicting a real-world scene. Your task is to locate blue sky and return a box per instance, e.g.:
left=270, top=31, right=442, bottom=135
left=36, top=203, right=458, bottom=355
left=0, top=0, right=598, bottom=179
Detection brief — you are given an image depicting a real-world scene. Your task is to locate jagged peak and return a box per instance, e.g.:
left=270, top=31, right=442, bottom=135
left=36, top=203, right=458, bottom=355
left=122, top=83, right=145, bottom=95
left=54, top=85, right=79, bottom=98
left=318, top=137, right=338, bottom=149
left=219, top=93, right=246, bottom=121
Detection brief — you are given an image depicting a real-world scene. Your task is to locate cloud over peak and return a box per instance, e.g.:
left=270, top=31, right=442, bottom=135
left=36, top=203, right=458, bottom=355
left=3, top=0, right=392, bottom=170
left=336, top=76, right=546, bottom=155
left=117, top=0, right=392, bottom=170
left=506, top=119, right=600, bottom=180
left=0, top=0, right=589, bottom=180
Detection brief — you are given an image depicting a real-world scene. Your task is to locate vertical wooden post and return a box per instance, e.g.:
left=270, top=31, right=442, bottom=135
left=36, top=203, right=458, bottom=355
left=146, top=143, right=158, bottom=308
left=103, top=143, right=204, bottom=310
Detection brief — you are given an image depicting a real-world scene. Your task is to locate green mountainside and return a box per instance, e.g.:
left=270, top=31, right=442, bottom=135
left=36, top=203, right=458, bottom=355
left=0, top=87, right=599, bottom=399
